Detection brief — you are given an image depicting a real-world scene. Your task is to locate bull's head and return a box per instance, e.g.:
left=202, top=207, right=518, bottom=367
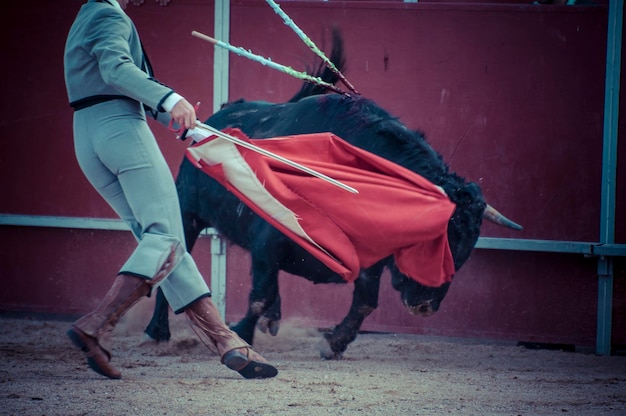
left=390, top=181, right=522, bottom=317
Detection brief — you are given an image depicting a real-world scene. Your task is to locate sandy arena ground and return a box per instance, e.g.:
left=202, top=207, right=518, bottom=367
left=1, top=300, right=625, bottom=416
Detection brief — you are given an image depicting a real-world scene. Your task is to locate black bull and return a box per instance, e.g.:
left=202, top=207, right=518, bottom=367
left=145, top=60, right=522, bottom=362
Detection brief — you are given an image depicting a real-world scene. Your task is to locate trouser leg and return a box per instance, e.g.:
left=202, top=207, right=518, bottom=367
left=75, top=106, right=211, bottom=312
left=71, top=106, right=275, bottom=378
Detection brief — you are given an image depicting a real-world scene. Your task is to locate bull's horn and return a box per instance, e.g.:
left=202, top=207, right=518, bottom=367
left=483, top=204, right=523, bottom=230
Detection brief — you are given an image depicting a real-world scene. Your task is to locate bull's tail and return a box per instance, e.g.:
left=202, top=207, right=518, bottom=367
left=288, top=26, right=347, bottom=102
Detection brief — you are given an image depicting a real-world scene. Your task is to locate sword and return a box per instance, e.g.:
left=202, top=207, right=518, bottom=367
left=194, top=122, right=359, bottom=194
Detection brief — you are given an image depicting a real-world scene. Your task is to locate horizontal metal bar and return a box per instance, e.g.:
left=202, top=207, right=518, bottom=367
left=592, top=244, right=626, bottom=256
left=2, top=214, right=625, bottom=256
left=0, top=214, right=129, bottom=231
left=476, top=237, right=592, bottom=254
left=476, top=237, right=626, bottom=256
left=0, top=214, right=218, bottom=236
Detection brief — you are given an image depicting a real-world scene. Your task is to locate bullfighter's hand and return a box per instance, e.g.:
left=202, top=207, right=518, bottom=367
left=179, top=126, right=208, bottom=142
left=170, top=98, right=197, bottom=130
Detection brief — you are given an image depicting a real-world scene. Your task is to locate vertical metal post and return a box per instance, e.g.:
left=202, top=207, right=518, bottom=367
left=213, top=0, right=230, bottom=113
left=209, top=229, right=228, bottom=321
left=597, top=257, right=614, bottom=356
left=211, top=0, right=231, bottom=322
left=597, top=0, right=622, bottom=356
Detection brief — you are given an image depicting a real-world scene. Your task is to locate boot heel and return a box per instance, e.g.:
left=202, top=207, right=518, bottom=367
left=223, top=349, right=278, bottom=379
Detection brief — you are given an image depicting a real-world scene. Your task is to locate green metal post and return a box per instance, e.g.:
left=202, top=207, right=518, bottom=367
left=597, top=0, right=622, bottom=356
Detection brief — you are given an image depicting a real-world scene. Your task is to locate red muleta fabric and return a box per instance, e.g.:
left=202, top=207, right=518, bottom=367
left=186, top=128, right=456, bottom=287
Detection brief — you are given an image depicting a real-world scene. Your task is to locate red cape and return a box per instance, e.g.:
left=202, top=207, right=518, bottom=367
left=186, top=128, right=456, bottom=287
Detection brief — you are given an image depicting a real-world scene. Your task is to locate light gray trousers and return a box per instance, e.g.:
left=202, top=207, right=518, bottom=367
left=73, top=99, right=209, bottom=313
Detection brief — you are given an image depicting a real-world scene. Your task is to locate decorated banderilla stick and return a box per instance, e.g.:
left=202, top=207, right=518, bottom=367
left=194, top=121, right=359, bottom=194
left=191, top=31, right=350, bottom=97
left=265, top=0, right=360, bottom=96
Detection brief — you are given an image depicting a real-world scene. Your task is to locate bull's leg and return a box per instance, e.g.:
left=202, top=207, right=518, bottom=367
left=229, top=310, right=258, bottom=345
left=144, top=212, right=207, bottom=342
left=144, top=288, right=171, bottom=341
left=230, top=245, right=281, bottom=345
left=231, top=293, right=281, bottom=344
left=320, top=262, right=384, bottom=360
left=256, top=294, right=282, bottom=336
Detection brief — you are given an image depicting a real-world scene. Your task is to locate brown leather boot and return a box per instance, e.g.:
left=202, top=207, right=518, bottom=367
left=185, top=298, right=278, bottom=379
left=67, top=244, right=180, bottom=379
left=67, top=274, right=150, bottom=379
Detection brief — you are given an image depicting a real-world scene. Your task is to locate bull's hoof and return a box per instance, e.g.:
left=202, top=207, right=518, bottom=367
left=144, top=323, right=171, bottom=343
left=143, top=330, right=171, bottom=344
left=319, top=336, right=344, bottom=360
left=139, top=332, right=169, bottom=346
left=256, top=316, right=280, bottom=336
left=319, top=346, right=344, bottom=360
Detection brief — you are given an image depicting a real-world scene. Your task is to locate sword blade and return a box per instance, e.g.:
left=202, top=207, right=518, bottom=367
left=195, top=122, right=359, bottom=194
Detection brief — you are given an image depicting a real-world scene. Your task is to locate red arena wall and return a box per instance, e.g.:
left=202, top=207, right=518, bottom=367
left=0, top=0, right=623, bottom=350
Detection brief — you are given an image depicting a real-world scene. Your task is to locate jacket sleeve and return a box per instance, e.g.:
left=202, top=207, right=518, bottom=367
left=84, top=8, right=175, bottom=115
